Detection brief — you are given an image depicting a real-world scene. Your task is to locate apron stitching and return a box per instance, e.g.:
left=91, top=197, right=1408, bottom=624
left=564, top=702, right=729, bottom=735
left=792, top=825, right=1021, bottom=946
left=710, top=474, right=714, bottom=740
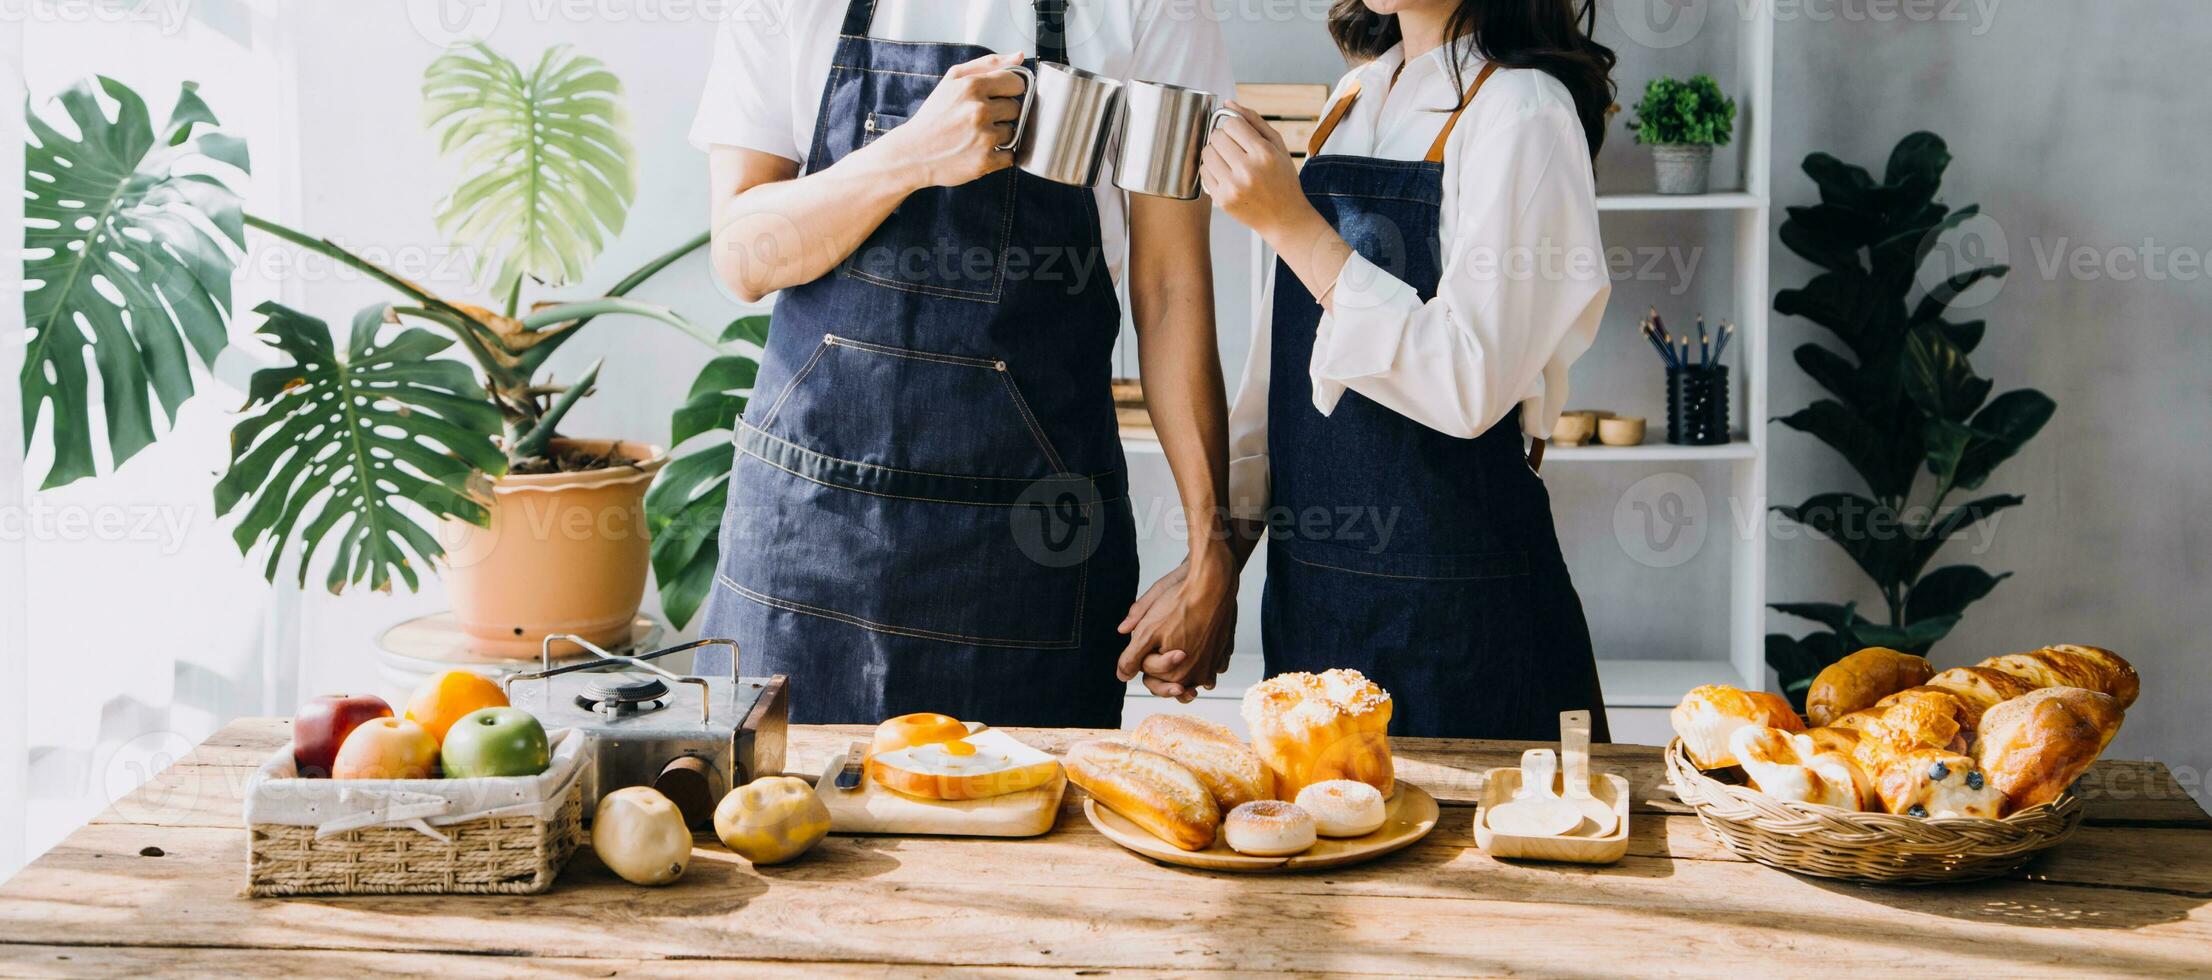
left=994, top=370, right=1068, bottom=473
left=1281, top=547, right=1529, bottom=582
left=828, top=335, right=1001, bottom=368
left=758, top=337, right=833, bottom=429
left=742, top=419, right=1113, bottom=484
left=739, top=438, right=1124, bottom=509
left=719, top=574, right=1082, bottom=649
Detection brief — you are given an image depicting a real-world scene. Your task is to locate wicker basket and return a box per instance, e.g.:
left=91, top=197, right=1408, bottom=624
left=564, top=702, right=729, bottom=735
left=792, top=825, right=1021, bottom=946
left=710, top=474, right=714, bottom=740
left=1666, top=739, right=2084, bottom=885
left=246, top=731, right=586, bottom=897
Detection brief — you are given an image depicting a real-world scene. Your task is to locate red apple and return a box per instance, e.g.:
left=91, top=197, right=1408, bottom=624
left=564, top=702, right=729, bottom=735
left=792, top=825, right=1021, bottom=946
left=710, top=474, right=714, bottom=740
left=294, top=694, right=393, bottom=778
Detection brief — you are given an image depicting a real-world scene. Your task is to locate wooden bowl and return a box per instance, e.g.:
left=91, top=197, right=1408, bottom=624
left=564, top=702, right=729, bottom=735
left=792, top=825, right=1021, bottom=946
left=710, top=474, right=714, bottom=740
left=1552, top=413, right=1597, bottom=447
left=1598, top=416, right=1647, bottom=446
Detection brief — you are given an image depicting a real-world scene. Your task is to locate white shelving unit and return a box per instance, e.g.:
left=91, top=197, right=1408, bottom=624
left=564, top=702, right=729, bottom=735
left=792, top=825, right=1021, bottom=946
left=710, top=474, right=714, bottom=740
left=1121, top=3, right=1777, bottom=737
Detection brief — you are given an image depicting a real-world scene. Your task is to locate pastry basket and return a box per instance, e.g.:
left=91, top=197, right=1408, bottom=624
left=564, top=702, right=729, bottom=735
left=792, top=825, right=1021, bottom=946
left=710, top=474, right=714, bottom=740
left=1665, top=738, right=2085, bottom=885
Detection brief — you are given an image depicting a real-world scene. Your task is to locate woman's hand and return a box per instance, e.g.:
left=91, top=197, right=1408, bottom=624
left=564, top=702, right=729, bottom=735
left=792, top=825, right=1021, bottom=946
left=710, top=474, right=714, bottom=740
left=872, top=52, right=1028, bottom=191
left=1200, top=103, right=1310, bottom=238
left=1115, top=546, right=1239, bottom=703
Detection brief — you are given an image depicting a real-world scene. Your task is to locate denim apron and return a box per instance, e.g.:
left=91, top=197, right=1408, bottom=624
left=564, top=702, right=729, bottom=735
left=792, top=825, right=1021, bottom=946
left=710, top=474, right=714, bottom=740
left=697, top=0, right=1138, bottom=728
left=1262, top=64, right=1608, bottom=741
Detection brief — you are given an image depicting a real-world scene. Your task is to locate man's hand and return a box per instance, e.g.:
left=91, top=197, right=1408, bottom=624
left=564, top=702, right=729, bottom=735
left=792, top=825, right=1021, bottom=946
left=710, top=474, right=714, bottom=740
left=873, top=52, right=1028, bottom=191
left=1115, top=546, right=1238, bottom=703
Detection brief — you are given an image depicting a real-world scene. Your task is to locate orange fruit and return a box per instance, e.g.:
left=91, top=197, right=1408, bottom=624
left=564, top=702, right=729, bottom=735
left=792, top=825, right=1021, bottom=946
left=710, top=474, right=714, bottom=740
left=404, top=670, right=509, bottom=745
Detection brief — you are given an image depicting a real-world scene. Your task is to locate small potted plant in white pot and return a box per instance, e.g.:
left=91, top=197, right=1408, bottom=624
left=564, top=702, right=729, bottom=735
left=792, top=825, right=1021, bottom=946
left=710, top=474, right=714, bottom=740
left=1630, top=74, right=1736, bottom=195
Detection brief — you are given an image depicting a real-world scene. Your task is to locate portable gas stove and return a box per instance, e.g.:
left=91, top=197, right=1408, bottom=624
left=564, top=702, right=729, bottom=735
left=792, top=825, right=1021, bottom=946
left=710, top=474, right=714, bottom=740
left=504, top=635, right=787, bottom=828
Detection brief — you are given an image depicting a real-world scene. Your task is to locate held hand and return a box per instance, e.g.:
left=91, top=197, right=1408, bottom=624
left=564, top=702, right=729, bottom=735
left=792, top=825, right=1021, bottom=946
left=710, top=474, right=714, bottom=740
left=1115, top=550, right=1238, bottom=703
left=1199, top=103, right=1309, bottom=237
left=875, top=52, right=1028, bottom=191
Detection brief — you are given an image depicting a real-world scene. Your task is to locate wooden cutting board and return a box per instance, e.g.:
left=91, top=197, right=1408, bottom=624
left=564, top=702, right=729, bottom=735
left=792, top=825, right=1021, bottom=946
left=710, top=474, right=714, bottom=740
left=812, top=755, right=1066, bottom=838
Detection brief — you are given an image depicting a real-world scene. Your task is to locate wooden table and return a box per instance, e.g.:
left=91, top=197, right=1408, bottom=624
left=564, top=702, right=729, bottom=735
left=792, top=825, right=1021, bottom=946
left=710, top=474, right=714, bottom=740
left=3, top=719, right=2210, bottom=977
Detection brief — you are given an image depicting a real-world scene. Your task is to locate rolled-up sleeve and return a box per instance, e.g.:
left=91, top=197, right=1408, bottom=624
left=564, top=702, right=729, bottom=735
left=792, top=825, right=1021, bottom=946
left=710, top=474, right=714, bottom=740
left=1309, top=99, right=1609, bottom=440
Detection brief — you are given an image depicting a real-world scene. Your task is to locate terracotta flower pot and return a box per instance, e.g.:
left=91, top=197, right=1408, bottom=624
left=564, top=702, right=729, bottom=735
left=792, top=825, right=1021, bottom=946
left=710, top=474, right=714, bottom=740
left=439, top=438, right=668, bottom=658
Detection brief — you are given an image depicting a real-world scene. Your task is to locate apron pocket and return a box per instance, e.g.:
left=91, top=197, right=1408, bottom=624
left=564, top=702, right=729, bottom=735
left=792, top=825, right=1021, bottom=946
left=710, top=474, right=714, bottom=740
left=755, top=334, right=1066, bottom=478
left=1278, top=537, right=1528, bottom=582
left=842, top=163, right=1017, bottom=304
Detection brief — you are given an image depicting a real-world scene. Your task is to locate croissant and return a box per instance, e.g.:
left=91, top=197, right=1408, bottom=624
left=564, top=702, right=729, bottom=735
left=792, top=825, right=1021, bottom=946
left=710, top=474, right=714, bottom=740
left=1978, top=645, right=2138, bottom=709
left=1730, top=726, right=1869, bottom=810
left=1671, top=685, right=1804, bottom=769
left=1806, top=647, right=1935, bottom=727
left=1914, top=666, right=2038, bottom=732
left=1975, top=686, right=2125, bottom=812
left=1842, top=688, right=1972, bottom=778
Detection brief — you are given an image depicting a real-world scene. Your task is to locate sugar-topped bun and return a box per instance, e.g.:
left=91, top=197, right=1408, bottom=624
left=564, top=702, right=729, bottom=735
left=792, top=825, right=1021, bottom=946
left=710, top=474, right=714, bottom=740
left=1294, top=779, right=1387, bottom=837
left=1242, top=669, right=1394, bottom=799
left=1224, top=800, right=1318, bottom=857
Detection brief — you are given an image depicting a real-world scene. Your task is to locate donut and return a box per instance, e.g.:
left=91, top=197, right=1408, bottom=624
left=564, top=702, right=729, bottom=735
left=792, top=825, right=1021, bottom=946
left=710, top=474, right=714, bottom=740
left=1223, top=800, right=1317, bottom=857
left=1294, top=779, right=1387, bottom=837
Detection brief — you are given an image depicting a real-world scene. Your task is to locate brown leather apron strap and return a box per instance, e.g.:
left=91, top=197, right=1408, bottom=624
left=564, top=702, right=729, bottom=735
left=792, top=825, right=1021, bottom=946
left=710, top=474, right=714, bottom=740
left=1425, top=62, right=1502, bottom=164
left=1528, top=436, right=1547, bottom=473
left=1306, top=80, right=1361, bottom=157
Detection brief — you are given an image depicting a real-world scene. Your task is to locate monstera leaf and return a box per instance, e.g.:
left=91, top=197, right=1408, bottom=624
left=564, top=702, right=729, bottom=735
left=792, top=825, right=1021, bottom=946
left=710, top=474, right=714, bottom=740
left=424, top=43, right=636, bottom=296
left=646, top=316, right=765, bottom=629
left=22, top=78, right=248, bottom=488
left=215, top=302, right=507, bottom=594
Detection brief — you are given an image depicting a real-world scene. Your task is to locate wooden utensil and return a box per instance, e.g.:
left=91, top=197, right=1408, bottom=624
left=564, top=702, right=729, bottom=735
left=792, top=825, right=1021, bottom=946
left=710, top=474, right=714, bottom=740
left=815, top=725, right=1063, bottom=838
left=1481, top=750, right=1582, bottom=838
left=1559, top=710, right=1617, bottom=836
left=1084, top=783, right=1439, bottom=872
left=1473, top=765, right=1631, bottom=864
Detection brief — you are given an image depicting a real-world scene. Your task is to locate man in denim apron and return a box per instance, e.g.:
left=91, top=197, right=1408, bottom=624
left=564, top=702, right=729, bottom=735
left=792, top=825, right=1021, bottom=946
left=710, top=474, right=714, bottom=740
left=691, top=0, right=1237, bottom=726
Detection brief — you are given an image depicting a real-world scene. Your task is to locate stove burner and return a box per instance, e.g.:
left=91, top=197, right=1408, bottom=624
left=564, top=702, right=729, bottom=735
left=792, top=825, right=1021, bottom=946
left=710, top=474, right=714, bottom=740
left=575, top=671, right=670, bottom=717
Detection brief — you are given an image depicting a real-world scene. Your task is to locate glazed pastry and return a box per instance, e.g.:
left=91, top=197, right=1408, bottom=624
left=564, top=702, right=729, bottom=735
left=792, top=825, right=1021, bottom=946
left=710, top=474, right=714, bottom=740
left=1294, top=779, right=1388, bottom=837
left=1979, top=645, right=2140, bottom=709
left=1669, top=685, right=1805, bottom=769
left=1917, top=667, right=2038, bottom=731
left=1805, top=647, right=1935, bottom=727
left=1242, top=669, right=1394, bottom=799
left=1130, top=714, right=1271, bottom=810
left=1845, top=689, right=1972, bottom=778
left=1974, top=686, right=2125, bottom=812
left=1873, top=748, right=2005, bottom=818
left=1064, top=738, right=1220, bottom=851
left=1729, top=726, right=1869, bottom=811
left=1799, top=726, right=1861, bottom=757
left=1223, top=800, right=1318, bottom=856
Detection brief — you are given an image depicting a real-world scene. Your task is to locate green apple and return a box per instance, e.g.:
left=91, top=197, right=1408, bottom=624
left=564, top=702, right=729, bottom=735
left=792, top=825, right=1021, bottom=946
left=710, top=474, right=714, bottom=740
left=439, top=707, right=550, bottom=779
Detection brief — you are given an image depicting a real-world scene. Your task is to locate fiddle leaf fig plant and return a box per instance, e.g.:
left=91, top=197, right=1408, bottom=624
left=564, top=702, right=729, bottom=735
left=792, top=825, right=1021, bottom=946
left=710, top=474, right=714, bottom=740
left=22, top=47, right=751, bottom=598
left=1765, top=131, right=2056, bottom=708
left=21, top=78, right=249, bottom=489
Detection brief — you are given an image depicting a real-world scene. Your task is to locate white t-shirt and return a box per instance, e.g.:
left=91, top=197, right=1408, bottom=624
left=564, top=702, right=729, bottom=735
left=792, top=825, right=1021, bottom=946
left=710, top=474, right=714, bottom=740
left=690, top=0, right=1237, bottom=287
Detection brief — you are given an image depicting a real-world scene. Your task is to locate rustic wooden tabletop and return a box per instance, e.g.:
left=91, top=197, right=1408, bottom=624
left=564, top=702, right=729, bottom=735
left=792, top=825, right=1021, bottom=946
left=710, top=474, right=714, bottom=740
left=2, top=718, right=2208, bottom=977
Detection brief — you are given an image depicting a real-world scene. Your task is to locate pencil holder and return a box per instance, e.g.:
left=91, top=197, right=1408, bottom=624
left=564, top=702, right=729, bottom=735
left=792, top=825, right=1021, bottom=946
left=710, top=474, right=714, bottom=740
left=1666, top=366, right=1730, bottom=446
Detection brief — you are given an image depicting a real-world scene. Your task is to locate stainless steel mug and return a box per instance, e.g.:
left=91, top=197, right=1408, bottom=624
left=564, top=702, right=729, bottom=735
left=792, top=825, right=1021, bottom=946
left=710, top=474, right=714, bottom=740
left=1003, top=62, right=1124, bottom=187
left=1114, top=81, right=1230, bottom=200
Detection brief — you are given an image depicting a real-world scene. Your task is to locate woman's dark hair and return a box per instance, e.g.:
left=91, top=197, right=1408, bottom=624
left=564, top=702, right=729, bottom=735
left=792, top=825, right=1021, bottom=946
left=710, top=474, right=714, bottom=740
left=1328, top=0, right=1617, bottom=155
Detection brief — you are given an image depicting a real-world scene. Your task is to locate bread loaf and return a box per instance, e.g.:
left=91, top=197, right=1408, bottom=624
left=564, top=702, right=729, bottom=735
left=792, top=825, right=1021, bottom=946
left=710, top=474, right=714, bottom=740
left=1806, top=647, right=1935, bottom=727
left=1064, top=739, right=1220, bottom=851
left=1873, top=748, right=2005, bottom=818
left=1130, top=714, right=1271, bottom=809
left=1242, top=670, right=1394, bottom=798
left=1917, top=666, right=2038, bottom=731
left=1670, top=685, right=1805, bottom=769
left=1974, top=686, right=2125, bottom=812
left=1843, top=688, right=1973, bottom=777
left=1729, top=726, right=1869, bottom=810
left=1979, top=645, right=2139, bottom=709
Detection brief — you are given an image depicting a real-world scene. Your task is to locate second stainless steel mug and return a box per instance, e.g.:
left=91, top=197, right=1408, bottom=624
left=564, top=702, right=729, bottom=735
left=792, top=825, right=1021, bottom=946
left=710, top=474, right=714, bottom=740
left=1003, top=62, right=1124, bottom=187
left=1114, top=80, right=1230, bottom=200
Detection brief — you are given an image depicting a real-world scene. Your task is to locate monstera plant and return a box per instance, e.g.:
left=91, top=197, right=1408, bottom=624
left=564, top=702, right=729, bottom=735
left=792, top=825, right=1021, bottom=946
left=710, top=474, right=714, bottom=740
left=21, top=45, right=756, bottom=637
left=1764, top=132, right=2056, bottom=708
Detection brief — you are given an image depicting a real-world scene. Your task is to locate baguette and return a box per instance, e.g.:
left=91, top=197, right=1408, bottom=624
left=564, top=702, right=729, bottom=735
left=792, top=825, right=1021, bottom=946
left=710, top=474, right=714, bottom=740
left=1131, top=715, right=1271, bottom=809
left=1978, top=645, right=2140, bottom=709
left=1064, top=738, right=1220, bottom=851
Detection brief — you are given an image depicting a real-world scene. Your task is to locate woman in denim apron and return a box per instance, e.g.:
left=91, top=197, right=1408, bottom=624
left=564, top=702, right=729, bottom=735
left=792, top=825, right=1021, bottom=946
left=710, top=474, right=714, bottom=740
left=1149, top=0, right=1618, bottom=739
left=692, top=0, right=1236, bottom=726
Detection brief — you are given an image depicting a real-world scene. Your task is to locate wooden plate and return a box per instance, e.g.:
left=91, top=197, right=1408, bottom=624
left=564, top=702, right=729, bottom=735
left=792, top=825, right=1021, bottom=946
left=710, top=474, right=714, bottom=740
left=1084, top=783, right=1439, bottom=872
